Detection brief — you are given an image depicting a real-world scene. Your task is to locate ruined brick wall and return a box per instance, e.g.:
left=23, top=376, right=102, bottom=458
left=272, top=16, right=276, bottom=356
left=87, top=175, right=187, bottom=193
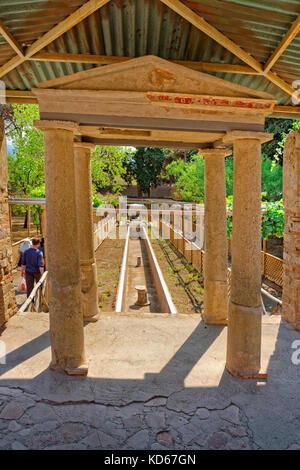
left=0, top=119, right=17, bottom=326
left=282, top=131, right=300, bottom=330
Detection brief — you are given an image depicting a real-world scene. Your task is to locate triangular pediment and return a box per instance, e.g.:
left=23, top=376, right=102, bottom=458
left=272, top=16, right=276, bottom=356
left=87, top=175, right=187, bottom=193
left=38, top=55, right=272, bottom=100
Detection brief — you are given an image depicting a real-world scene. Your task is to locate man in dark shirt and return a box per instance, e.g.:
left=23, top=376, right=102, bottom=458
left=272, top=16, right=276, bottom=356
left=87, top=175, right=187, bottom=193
left=21, top=238, right=44, bottom=298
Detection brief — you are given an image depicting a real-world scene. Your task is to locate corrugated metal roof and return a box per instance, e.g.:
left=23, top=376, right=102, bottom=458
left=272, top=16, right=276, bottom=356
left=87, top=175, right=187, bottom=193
left=0, top=0, right=300, bottom=106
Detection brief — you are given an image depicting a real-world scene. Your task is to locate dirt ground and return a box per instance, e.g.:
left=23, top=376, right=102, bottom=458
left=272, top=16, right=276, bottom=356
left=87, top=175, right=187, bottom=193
left=151, top=238, right=203, bottom=314
left=95, top=234, right=125, bottom=312
left=11, top=216, right=41, bottom=243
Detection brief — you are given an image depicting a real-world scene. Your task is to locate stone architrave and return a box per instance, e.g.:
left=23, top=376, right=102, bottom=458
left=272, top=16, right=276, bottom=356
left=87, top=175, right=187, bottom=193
left=201, top=148, right=232, bottom=324
left=282, top=130, right=300, bottom=330
left=0, top=118, right=17, bottom=326
left=74, top=142, right=99, bottom=322
left=35, top=120, right=87, bottom=376
left=224, top=131, right=273, bottom=378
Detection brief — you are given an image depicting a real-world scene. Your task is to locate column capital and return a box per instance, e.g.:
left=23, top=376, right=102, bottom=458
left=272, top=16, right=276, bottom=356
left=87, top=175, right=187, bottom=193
left=223, top=130, right=273, bottom=144
left=73, top=141, right=95, bottom=151
left=34, top=120, right=80, bottom=134
left=199, top=148, right=232, bottom=158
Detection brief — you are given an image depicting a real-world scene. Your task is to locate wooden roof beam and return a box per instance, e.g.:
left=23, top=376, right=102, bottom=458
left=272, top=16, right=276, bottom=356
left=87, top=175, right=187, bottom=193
left=264, top=15, right=300, bottom=73
left=0, top=19, right=24, bottom=57
left=160, top=0, right=300, bottom=101
left=159, top=0, right=263, bottom=73
left=30, top=52, right=259, bottom=75
left=0, top=0, right=112, bottom=78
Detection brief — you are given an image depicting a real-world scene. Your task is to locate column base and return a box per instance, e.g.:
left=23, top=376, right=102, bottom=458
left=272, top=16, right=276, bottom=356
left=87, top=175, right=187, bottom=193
left=203, top=279, right=228, bottom=325
left=49, top=361, right=88, bottom=376
left=226, top=366, right=267, bottom=380
left=65, top=363, right=88, bottom=376
left=226, top=300, right=262, bottom=376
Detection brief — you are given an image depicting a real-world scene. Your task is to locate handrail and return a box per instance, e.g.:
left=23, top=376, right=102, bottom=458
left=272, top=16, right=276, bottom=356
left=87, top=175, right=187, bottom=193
left=19, top=271, right=48, bottom=313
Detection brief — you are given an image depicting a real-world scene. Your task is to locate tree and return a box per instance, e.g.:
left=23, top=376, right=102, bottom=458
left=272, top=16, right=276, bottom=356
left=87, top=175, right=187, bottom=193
left=7, top=104, right=44, bottom=197
left=91, top=146, right=133, bottom=193
left=263, top=117, right=297, bottom=165
left=166, top=153, right=282, bottom=203
left=129, top=147, right=165, bottom=197
left=166, top=154, right=205, bottom=202
left=7, top=104, right=44, bottom=228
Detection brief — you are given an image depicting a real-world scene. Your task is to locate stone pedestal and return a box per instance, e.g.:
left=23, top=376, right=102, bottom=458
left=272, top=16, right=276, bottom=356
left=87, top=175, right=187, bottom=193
left=282, top=130, right=300, bottom=330
left=224, top=131, right=273, bottom=377
left=35, top=120, right=87, bottom=375
left=202, top=148, right=231, bottom=325
left=74, top=142, right=99, bottom=322
left=0, top=119, right=17, bottom=326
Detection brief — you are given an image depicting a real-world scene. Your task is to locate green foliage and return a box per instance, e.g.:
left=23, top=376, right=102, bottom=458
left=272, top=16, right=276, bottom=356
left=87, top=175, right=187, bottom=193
left=263, top=117, right=295, bottom=164
left=166, top=153, right=282, bottom=203
left=226, top=195, right=233, bottom=238
left=29, top=185, right=45, bottom=230
left=91, top=146, right=133, bottom=193
left=92, top=194, right=103, bottom=208
left=129, top=147, right=165, bottom=196
left=166, top=154, right=205, bottom=202
left=226, top=196, right=284, bottom=240
left=261, top=154, right=282, bottom=200
left=261, top=199, right=284, bottom=240
left=7, top=104, right=44, bottom=196
left=166, top=154, right=235, bottom=203
left=273, top=120, right=300, bottom=165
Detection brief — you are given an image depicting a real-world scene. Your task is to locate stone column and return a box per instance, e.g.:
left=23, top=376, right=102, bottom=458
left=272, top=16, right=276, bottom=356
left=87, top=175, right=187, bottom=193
left=201, top=148, right=231, bottom=325
left=282, top=130, right=300, bottom=330
left=0, top=119, right=17, bottom=326
left=35, top=120, right=87, bottom=375
left=224, top=131, right=273, bottom=377
left=74, top=142, right=99, bottom=322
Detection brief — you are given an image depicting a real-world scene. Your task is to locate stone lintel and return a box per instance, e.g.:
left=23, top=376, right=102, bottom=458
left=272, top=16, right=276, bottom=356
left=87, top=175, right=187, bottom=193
left=34, top=119, right=80, bottom=134
left=199, top=148, right=232, bottom=158
left=223, top=130, right=273, bottom=144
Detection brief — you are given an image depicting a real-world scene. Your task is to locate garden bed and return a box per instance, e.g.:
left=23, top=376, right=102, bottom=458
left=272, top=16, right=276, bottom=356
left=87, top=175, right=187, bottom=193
left=151, top=238, right=203, bottom=314
left=95, top=233, right=125, bottom=312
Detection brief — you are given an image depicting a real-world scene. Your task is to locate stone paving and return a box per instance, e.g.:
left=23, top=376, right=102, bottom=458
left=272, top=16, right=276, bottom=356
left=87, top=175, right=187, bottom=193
left=0, top=312, right=299, bottom=450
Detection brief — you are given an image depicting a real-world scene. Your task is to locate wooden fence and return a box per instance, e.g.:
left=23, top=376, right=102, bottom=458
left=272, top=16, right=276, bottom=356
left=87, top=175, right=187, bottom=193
left=159, top=216, right=283, bottom=289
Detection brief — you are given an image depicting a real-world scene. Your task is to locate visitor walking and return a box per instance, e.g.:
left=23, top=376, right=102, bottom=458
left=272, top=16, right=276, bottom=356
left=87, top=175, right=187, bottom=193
left=17, top=237, right=32, bottom=267
left=21, top=238, right=44, bottom=298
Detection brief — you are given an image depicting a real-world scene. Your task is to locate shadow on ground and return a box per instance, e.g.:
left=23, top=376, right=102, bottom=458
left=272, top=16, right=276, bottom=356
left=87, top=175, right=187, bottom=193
left=0, top=313, right=299, bottom=450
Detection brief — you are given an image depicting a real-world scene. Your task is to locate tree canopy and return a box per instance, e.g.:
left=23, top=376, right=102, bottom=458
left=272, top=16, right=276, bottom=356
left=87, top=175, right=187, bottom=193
left=7, top=104, right=44, bottom=196
left=124, top=147, right=165, bottom=196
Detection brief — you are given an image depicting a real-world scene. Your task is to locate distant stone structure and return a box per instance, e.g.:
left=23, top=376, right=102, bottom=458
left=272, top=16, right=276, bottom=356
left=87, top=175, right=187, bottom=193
left=0, top=119, right=17, bottom=326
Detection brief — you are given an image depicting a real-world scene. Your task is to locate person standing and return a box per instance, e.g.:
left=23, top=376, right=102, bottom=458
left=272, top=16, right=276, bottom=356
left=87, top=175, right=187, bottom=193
left=21, top=238, right=44, bottom=298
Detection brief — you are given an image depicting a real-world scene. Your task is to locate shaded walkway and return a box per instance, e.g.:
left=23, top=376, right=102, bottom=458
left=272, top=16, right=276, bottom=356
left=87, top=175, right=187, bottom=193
left=0, top=312, right=299, bottom=449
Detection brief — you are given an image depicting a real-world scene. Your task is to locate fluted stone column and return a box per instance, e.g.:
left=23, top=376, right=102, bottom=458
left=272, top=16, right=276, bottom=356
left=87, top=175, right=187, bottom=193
left=224, top=131, right=273, bottom=377
left=74, top=142, right=99, bottom=322
left=201, top=148, right=231, bottom=325
left=35, top=120, right=87, bottom=375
